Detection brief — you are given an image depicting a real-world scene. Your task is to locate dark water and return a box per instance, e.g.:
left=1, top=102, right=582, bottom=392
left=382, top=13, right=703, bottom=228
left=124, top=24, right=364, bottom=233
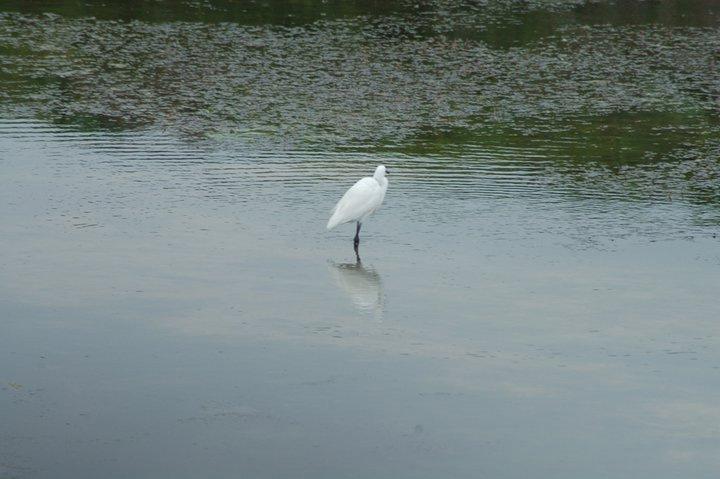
left=1, top=2, right=720, bottom=478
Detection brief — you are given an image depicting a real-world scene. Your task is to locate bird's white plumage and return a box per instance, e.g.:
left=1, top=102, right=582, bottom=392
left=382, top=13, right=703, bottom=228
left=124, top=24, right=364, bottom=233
left=327, top=165, right=388, bottom=230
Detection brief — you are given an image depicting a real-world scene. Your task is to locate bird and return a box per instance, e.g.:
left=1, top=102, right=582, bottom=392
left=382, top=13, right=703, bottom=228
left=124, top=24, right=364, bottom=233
left=327, top=165, right=388, bottom=250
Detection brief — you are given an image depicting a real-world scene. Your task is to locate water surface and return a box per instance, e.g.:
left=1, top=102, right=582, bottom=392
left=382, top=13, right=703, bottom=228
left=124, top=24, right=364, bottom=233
left=1, top=1, right=720, bottom=478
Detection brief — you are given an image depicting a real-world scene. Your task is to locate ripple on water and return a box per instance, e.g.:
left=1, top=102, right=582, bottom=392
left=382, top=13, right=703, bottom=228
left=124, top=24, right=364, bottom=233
left=1, top=1, right=719, bottom=240
left=2, top=119, right=718, bottom=245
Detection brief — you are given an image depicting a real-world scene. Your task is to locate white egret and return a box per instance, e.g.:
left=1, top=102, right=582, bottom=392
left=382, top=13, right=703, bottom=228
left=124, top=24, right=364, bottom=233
left=327, top=165, right=389, bottom=248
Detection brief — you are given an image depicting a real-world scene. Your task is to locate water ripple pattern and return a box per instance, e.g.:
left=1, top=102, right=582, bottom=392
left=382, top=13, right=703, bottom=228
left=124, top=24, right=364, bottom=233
left=2, top=119, right=717, bottom=244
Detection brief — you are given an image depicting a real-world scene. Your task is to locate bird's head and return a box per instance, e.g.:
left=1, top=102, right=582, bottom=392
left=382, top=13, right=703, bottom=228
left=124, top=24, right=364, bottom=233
left=374, top=164, right=387, bottom=180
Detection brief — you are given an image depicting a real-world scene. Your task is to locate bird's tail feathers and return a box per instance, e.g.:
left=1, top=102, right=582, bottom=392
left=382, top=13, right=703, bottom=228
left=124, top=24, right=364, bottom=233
left=327, top=215, right=340, bottom=230
left=327, top=202, right=342, bottom=230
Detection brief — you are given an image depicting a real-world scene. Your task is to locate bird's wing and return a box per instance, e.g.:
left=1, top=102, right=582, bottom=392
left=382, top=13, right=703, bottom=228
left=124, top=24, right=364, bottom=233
left=327, top=177, right=381, bottom=230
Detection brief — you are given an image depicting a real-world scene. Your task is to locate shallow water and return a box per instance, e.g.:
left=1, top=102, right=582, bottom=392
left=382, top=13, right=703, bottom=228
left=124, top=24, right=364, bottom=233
left=2, top=1, right=720, bottom=478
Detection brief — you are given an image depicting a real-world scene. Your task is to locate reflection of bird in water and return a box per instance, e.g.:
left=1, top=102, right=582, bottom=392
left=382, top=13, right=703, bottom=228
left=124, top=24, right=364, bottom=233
left=328, top=258, right=384, bottom=320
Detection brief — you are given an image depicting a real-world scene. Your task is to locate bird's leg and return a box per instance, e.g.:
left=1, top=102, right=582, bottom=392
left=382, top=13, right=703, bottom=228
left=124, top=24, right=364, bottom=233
left=354, top=243, right=361, bottom=264
left=354, top=222, right=361, bottom=247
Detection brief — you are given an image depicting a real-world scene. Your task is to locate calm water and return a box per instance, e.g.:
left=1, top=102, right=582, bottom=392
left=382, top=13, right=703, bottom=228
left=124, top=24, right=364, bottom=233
left=1, top=1, right=720, bottom=478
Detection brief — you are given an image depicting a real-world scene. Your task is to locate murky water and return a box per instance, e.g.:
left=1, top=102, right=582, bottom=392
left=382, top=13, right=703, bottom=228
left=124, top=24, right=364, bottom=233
left=2, top=1, right=720, bottom=478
